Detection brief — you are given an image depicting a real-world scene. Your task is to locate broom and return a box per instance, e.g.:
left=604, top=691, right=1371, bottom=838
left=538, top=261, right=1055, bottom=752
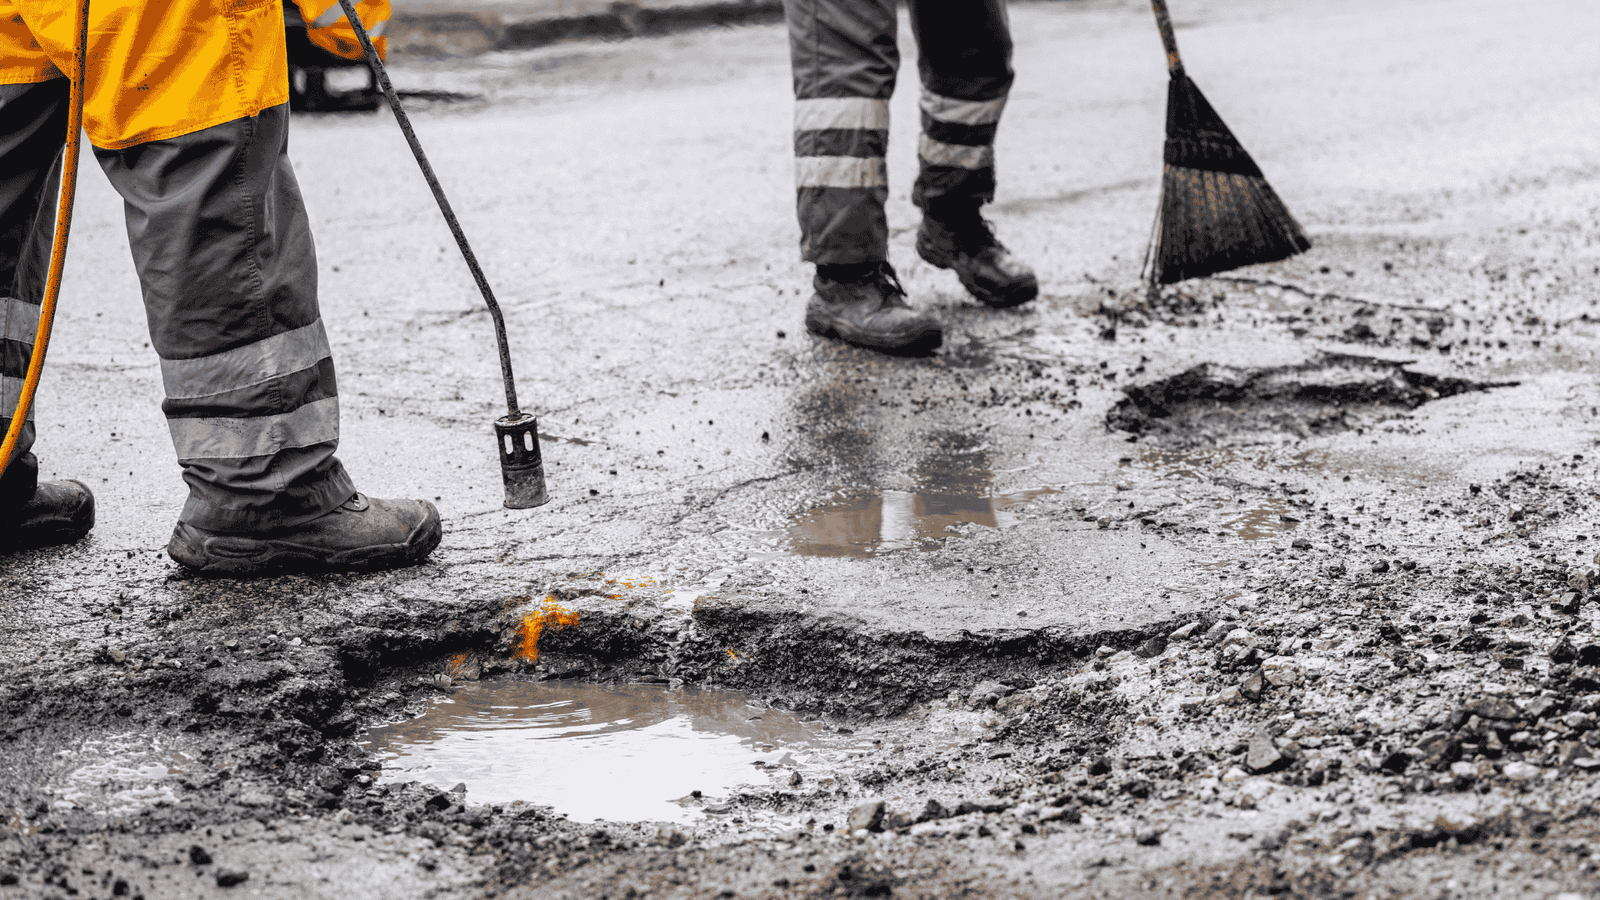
left=1143, top=0, right=1310, bottom=287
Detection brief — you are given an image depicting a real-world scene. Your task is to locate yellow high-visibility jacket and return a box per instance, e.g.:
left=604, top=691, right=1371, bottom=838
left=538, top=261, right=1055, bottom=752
left=0, top=0, right=287, bottom=149
left=292, top=0, right=389, bottom=63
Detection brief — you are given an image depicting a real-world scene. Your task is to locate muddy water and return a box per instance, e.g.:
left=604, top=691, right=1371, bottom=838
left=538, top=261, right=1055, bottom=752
left=787, top=444, right=1055, bottom=557
left=364, top=682, right=820, bottom=823
left=1134, top=447, right=1304, bottom=541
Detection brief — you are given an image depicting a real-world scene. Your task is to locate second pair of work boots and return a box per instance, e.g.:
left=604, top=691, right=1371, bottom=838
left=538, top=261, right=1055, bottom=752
left=1, top=479, right=441, bottom=577
left=805, top=205, right=1038, bottom=354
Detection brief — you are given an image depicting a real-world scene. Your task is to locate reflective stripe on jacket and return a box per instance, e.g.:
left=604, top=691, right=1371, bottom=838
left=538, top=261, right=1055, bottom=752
left=292, top=0, right=389, bottom=62
left=0, top=0, right=287, bottom=149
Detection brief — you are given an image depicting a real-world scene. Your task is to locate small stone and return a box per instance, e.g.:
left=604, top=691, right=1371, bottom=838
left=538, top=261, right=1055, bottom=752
left=1215, top=686, right=1243, bottom=705
left=1087, top=757, right=1112, bottom=777
left=846, top=800, right=886, bottom=834
left=1449, top=761, right=1477, bottom=779
left=1135, top=828, right=1163, bottom=846
left=1573, top=757, right=1600, bottom=770
left=1246, top=727, right=1284, bottom=773
left=1219, top=628, right=1256, bottom=652
left=970, top=680, right=1013, bottom=703
left=1372, top=559, right=1390, bottom=574
left=1095, top=645, right=1118, bottom=659
left=1502, top=761, right=1541, bottom=780
left=1040, top=805, right=1081, bottom=824
left=916, top=799, right=949, bottom=823
left=188, top=845, right=213, bottom=866
left=1464, top=697, right=1522, bottom=721
left=655, top=825, right=688, bottom=847
left=1134, top=635, right=1167, bottom=658
left=1381, top=748, right=1416, bottom=773
left=1415, top=732, right=1459, bottom=769
left=1169, top=622, right=1200, bottom=641
left=1262, top=657, right=1301, bottom=688
left=1563, top=712, right=1594, bottom=730
left=1201, top=621, right=1233, bottom=646
left=1525, top=695, right=1560, bottom=718
left=1240, top=672, right=1265, bottom=701
left=215, top=870, right=249, bottom=888
left=105, top=647, right=127, bottom=664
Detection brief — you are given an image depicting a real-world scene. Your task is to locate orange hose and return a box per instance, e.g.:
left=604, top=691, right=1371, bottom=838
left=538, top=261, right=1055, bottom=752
left=0, top=0, right=88, bottom=479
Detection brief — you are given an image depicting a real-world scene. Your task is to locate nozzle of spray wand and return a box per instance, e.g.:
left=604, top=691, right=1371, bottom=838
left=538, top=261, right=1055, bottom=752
left=495, top=413, right=549, bottom=509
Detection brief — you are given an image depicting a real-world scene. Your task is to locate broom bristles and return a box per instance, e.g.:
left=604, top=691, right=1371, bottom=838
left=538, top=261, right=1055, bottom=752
left=1149, top=73, right=1310, bottom=285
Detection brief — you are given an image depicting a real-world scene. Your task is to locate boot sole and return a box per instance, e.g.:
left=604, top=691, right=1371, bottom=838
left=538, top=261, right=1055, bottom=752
left=917, top=240, right=1039, bottom=309
left=804, top=307, right=943, bottom=356
left=168, top=503, right=443, bottom=577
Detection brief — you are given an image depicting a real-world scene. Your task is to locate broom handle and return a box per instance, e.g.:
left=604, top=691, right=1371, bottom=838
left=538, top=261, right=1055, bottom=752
left=1149, top=0, right=1185, bottom=76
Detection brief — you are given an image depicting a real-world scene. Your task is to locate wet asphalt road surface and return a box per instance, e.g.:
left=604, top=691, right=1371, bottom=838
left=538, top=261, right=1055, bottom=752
left=6, top=0, right=1600, bottom=896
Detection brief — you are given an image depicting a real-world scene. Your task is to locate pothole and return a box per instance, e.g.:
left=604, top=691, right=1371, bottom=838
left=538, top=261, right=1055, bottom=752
left=364, top=681, right=852, bottom=824
left=786, top=444, right=1054, bottom=557
left=1108, top=353, right=1504, bottom=449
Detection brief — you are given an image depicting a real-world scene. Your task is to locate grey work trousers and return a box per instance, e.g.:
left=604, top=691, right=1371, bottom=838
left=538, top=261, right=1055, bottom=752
left=0, top=80, right=353, bottom=533
left=785, top=0, right=1015, bottom=265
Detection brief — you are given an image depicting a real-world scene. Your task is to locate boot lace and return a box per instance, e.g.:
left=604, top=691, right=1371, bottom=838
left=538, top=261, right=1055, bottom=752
left=868, top=261, right=911, bottom=308
left=955, top=214, right=1005, bottom=256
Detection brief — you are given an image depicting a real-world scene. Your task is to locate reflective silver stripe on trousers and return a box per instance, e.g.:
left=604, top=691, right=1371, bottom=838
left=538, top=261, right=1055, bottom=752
left=918, top=135, right=994, bottom=170
left=159, top=319, right=332, bottom=401
left=919, top=90, right=1007, bottom=126
left=2, top=296, right=40, bottom=344
left=793, top=98, right=890, bottom=132
left=795, top=156, right=887, bottom=189
left=168, top=396, right=340, bottom=461
left=2, top=375, right=33, bottom=420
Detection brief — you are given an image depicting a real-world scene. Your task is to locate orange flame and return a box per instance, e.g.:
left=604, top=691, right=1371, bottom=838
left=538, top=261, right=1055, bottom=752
left=515, top=597, right=580, bottom=662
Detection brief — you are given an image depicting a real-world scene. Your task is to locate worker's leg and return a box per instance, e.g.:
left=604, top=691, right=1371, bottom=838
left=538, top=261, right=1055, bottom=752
left=0, top=79, right=94, bottom=548
left=907, top=0, right=1036, bottom=307
left=785, top=0, right=942, bottom=354
left=93, top=104, right=356, bottom=534
left=0, top=81, right=63, bottom=507
left=907, top=0, right=1013, bottom=211
left=784, top=0, right=899, bottom=266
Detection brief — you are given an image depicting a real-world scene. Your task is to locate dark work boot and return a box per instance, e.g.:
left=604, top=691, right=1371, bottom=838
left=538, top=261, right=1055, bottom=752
left=167, top=493, right=441, bottom=577
left=804, top=261, right=943, bottom=355
left=0, top=479, right=95, bottom=551
left=917, top=204, right=1038, bottom=308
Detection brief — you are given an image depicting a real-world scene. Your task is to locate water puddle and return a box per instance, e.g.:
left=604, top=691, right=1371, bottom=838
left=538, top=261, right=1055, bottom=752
left=785, top=440, right=1055, bottom=558
left=365, top=681, right=830, bottom=823
left=1132, top=447, right=1304, bottom=542
left=46, top=733, right=194, bottom=817
left=788, top=487, right=1055, bottom=557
